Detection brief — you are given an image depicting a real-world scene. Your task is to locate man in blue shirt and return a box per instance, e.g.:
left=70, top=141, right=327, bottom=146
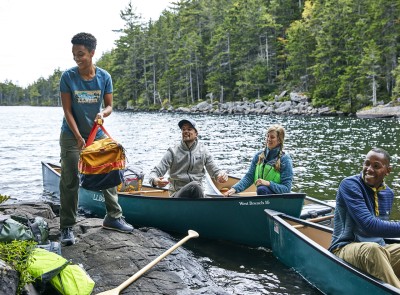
left=329, top=148, right=400, bottom=288
left=59, top=32, right=133, bottom=246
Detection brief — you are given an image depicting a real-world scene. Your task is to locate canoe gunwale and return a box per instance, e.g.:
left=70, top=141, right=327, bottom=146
left=265, top=209, right=400, bottom=294
left=205, top=193, right=306, bottom=200
left=42, top=161, right=61, bottom=177
left=119, top=192, right=306, bottom=201
left=42, top=161, right=171, bottom=197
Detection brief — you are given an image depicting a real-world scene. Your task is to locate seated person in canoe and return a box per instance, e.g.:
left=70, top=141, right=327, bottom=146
left=223, top=124, right=293, bottom=196
left=148, top=118, right=228, bottom=198
left=329, top=147, right=400, bottom=288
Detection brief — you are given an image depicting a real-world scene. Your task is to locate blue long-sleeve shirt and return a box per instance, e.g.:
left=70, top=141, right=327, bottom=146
left=329, top=173, right=400, bottom=252
left=232, top=147, right=293, bottom=194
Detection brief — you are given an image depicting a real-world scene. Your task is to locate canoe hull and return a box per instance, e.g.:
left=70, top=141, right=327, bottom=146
left=42, top=162, right=61, bottom=196
left=80, top=188, right=305, bottom=247
left=42, top=161, right=305, bottom=247
left=265, top=210, right=400, bottom=294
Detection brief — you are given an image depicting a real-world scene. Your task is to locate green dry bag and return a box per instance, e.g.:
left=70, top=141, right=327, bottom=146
left=51, top=264, right=95, bottom=295
left=0, top=215, right=49, bottom=244
left=28, top=248, right=95, bottom=295
left=0, top=217, right=34, bottom=242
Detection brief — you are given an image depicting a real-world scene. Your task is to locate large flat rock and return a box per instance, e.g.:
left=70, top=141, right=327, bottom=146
left=0, top=203, right=227, bottom=295
left=356, top=106, right=400, bottom=118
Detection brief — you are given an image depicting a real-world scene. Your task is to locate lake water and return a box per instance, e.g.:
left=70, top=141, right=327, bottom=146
left=1, top=106, right=400, bottom=294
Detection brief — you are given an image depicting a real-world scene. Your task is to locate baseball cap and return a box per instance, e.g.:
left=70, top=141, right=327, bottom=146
left=178, top=119, right=197, bottom=132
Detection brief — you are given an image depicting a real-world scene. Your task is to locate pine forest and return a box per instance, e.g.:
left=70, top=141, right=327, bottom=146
left=1, top=0, right=399, bottom=114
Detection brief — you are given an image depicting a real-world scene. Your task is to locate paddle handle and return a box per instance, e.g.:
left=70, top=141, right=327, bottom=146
left=116, top=230, right=199, bottom=292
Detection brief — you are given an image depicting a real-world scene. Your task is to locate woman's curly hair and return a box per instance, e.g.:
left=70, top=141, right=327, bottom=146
left=71, top=32, right=97, bottom=52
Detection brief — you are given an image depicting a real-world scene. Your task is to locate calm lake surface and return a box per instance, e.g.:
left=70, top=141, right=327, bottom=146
left=1, top=106, right=400, bottom=294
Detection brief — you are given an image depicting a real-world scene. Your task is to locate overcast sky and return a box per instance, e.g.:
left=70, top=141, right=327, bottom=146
left=0, top=0, right=172, bottom=87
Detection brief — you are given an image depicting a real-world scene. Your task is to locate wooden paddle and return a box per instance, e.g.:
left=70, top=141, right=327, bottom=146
left=97, top=230, right=199, bottom=295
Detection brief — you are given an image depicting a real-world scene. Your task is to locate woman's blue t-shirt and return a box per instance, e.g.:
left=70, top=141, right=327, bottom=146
left=59, top=66, right=112, bottom=139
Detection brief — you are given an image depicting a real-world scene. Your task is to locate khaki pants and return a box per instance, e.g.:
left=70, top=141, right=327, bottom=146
left=334, top=242, right=400, bottom=288
left=59, top=132, right=123, bottom=229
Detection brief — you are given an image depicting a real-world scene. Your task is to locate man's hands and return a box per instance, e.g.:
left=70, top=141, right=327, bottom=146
left=217, top=171, right=228, bottom=183
left=153, top=177, right=169, bottom=187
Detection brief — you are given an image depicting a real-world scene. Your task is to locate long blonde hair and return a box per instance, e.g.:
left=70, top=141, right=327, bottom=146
left=257, top=124, right=285, bottom=171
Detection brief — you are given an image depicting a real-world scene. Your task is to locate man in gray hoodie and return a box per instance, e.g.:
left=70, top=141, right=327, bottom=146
left=148, top=119, right=228, bottom=198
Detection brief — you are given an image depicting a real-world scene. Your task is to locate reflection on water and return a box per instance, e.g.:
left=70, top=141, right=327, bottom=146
left=1, top=106, right=400, bottom=293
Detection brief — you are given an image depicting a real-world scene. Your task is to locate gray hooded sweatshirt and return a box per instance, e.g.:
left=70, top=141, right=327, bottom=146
left=148, top=139, right=223, bottom=196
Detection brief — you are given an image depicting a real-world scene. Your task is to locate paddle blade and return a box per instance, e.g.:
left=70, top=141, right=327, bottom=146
left=188, top=230, right=199, bottom=238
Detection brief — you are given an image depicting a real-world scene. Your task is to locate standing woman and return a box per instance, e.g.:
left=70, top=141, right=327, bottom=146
left=223, top=124, right=293, bottom=196
left=59, top=32, right=133, bottom=246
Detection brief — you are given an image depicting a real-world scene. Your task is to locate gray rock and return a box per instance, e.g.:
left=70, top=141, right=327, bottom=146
left=65, top=219, right=223, bottom=294
left=318, top=107, right=331, bottom=114
left=356, top=106, right=400, bottom=118
left=0, top=203, right=227, bottom=295
left=176, top=107, right=191, bottom=113
left=290, top=92, right=308, bottom=103
left=195, top=101, right=212, bottom=111
left=276, top=90, right=288, bottom=100
left=275, top=101, right=292, bottom=114
left=254, top=101, right=266, bottom=109
left=0, top=259, right=18, bottom=295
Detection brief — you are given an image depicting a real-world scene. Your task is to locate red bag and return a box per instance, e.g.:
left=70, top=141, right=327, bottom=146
left=78, top=122, right=125, bottom=191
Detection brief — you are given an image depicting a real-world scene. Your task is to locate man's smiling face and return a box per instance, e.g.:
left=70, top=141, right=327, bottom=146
left=363, top=150, right=391, bottom=188
left=181, top=123, right=197, bottom=144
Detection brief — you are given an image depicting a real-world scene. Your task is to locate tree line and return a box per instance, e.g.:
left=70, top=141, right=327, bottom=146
left=1, top=0, right=399, bottom=114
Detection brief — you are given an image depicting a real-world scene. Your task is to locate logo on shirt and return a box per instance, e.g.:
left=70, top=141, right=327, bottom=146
left=74, top=90, right=101, bottom=103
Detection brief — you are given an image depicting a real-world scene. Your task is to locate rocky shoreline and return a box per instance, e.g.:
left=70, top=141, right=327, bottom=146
left=152, top=92, right=342, bottom=117
left=127, top=92, right=400, bottom=119
left=0, top=202, right=227, bottom=295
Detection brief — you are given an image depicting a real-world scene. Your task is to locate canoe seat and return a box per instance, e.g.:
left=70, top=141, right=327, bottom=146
left=307, top=214, right=334, bottom=223
left=291, top=223, right=332, bottom=249
left=293, top=224, right=304, bottom=229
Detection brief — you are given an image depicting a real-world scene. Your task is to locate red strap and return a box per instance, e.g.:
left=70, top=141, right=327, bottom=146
left=85, top=122, right=113, bottom=147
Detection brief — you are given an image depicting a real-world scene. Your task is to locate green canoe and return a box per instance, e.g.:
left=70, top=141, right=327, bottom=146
left=42, top=161, right=305, bottom=247
left=265, top=209, right=400, bottom=294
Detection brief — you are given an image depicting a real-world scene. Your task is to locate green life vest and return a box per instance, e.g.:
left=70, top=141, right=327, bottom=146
left=254, top=163, right=281, bottom=184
